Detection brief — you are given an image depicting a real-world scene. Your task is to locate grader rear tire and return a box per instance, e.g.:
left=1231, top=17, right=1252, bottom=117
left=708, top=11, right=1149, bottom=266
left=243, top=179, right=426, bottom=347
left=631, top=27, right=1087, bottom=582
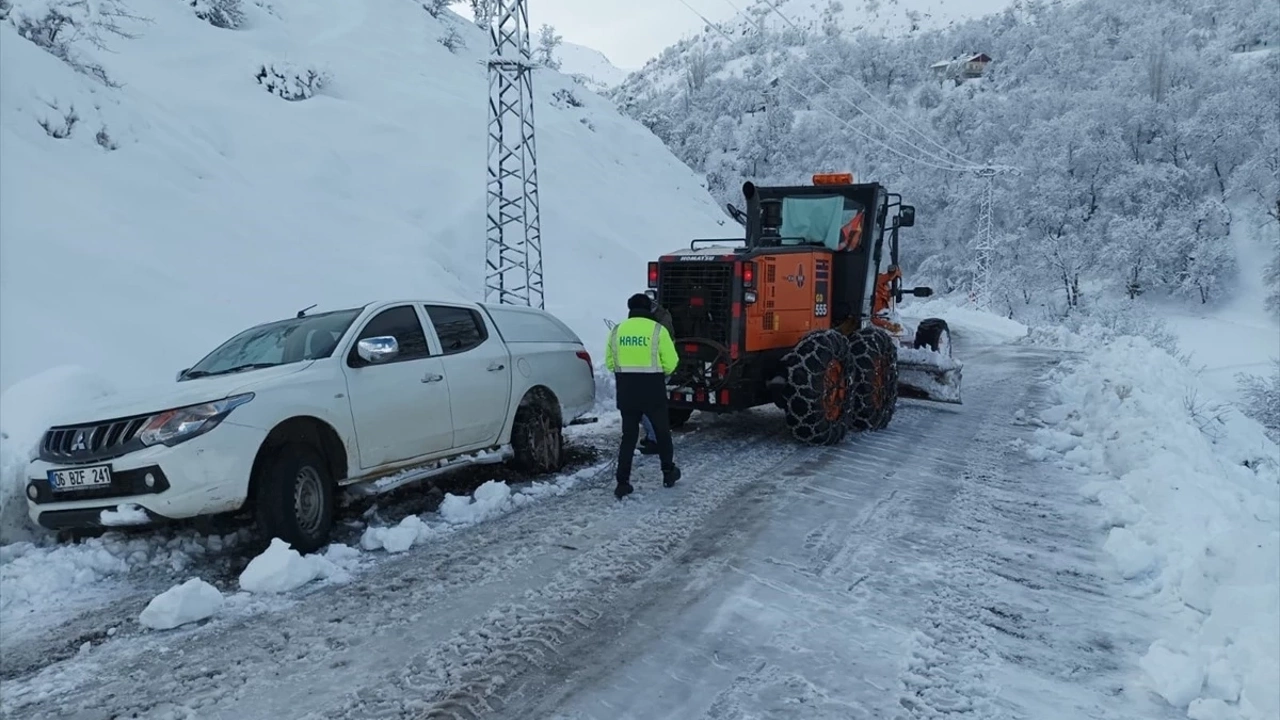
left=848, top=326, right=899, bottom=432
left=780, top=330, right=855, bottom=445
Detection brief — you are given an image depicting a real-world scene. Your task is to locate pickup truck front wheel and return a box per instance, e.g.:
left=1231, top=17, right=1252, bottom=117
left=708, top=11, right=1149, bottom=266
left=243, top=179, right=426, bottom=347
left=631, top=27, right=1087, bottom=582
left=511, top=403, right=564, bottom=475
left=254, top=443, right=334, bottom=554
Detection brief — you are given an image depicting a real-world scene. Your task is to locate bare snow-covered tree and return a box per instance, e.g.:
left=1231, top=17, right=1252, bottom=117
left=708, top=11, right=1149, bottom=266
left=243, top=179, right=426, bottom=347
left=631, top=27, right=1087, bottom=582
left=820, top=0, right=843, bottom=39
left=468, top=0, right=492, bottom=28
left=684, top=47, right=709, bottom=96
left=422, top=0, right=452, bottom=18
left=535, top=23, right=562, bottom=69
left=1263, top=240, right=1280, bottom=320
left=7, top=0, right=149, bottom=85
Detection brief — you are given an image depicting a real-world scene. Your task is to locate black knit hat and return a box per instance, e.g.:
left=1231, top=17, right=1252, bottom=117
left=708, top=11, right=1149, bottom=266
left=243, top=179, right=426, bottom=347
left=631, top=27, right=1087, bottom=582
left=627, top=293, right=652, bottom=311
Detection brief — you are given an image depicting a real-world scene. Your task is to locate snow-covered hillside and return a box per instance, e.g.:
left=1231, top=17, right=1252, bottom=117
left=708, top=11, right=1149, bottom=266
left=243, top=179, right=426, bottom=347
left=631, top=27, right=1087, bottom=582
left=0, top=0, right=729, bottom=397
left=727, top=0, right=1015, bottom=38
left=557, top=41, right=631, bottom=93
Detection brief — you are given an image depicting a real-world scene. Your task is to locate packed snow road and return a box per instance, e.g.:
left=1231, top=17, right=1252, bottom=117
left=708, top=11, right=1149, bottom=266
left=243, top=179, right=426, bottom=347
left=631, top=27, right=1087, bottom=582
left=2, top=340, right=1176, bottom=720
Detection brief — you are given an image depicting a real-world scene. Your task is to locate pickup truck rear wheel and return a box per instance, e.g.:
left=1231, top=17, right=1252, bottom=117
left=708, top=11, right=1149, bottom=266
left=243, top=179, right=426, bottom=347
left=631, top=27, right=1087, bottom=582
left=511, top=403, right=564, bottom=474
left=254, top=443, right=334, bottom=554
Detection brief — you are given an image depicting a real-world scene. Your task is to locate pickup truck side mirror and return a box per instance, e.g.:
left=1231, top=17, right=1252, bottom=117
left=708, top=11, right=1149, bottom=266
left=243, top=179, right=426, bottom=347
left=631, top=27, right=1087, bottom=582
left=357, top=336, right=400, bottom=364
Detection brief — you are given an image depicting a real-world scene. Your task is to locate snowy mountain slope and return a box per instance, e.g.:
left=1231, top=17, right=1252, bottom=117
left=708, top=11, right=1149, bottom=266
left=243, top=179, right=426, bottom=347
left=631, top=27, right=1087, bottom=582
left=728, top=0, right=1016, bottom=38
left=616, top=0, right=1016, bottom=94
left=557, top=41, right=631, bottom=92
left=0, top=0, right=729, bottom=397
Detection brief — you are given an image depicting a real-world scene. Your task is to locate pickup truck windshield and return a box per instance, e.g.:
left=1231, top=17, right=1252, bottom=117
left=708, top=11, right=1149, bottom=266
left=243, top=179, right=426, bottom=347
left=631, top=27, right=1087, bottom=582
left=182, top=307, right=362, bottom=379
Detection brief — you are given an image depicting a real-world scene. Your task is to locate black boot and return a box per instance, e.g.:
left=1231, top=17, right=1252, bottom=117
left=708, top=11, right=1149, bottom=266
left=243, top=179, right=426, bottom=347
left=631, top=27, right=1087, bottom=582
left=615, top=480, right=634, bottom=499
left=662, top=464, right=681, bottom=488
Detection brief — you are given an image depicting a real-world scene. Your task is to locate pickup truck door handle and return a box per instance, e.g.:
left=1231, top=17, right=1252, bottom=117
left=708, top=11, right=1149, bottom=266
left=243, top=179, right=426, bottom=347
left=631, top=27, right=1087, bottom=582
left=487, top=362, right=505, bottom=372
left=421, top=373, right=444, bottom=383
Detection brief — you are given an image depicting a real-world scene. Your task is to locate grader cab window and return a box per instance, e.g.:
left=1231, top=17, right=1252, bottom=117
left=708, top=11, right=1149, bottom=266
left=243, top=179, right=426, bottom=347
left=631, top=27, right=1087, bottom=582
left=764, top=195, right=866, bottom=251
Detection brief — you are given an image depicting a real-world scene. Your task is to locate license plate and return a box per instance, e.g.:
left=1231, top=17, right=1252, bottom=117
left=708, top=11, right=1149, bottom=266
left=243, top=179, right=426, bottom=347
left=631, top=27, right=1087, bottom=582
left=48, top=465, right=113, bottom=491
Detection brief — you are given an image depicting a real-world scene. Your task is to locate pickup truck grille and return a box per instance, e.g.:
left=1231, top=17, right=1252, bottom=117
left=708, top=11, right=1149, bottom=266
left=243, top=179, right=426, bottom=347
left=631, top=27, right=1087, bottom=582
left=660, top=262, right=735, bottom=346
left=40, top=415, right=149, bottom=464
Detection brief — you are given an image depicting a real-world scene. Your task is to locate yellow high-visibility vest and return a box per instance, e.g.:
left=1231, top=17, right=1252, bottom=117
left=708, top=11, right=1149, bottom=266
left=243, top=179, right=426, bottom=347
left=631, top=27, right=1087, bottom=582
left=605, top=317, right=678, bottom=375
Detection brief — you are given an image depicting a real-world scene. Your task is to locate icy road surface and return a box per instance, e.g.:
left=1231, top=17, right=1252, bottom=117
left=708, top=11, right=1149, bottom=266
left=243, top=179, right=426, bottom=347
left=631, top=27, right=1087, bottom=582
left=2, top=343, right=1178, bottom=720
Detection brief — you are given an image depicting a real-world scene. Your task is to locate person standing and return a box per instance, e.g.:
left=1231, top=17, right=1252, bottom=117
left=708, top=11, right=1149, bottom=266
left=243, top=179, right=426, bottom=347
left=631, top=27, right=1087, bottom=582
left=605, top=293, right=681, bottom=498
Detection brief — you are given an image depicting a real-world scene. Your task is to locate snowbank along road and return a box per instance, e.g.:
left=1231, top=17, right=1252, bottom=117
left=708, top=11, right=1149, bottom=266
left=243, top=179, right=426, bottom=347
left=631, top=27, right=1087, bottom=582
left=2, top=338, right=1180, bottom=720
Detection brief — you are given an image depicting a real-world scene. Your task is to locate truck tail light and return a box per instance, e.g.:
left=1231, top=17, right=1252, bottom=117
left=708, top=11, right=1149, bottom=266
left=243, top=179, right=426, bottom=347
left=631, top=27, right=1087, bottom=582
left=648, top=262, right=659, bottom=288
left=742, top=261, right=755, bottom=287
left=576, top=349, right=591, bottom=367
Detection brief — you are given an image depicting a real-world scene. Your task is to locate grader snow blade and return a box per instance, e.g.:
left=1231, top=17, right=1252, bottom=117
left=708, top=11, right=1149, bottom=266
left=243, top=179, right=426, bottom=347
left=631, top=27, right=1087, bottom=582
left=895, top=346, right=963, bottom=404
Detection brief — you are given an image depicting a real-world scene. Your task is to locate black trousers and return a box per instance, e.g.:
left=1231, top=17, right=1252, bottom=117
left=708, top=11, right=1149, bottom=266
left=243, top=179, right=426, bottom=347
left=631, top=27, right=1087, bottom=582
left=617, top=407, right=674, bottom=484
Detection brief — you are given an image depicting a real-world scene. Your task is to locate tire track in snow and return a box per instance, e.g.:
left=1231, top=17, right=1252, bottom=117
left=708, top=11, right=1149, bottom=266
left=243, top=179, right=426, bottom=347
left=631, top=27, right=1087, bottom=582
left=891, top=355, right=1176, bottom=720
left=0, top=412, right=793, bottom=719
left=482, top=343, right=1156, bottom=720
left=476, top=356, right=1020, bottom=720
left=316, top=422, right=810, bottom=720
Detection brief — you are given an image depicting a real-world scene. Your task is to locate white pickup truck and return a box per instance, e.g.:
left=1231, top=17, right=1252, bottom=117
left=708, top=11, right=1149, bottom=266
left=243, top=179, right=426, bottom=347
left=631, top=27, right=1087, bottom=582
left=25, top=300, right=596, bottom=552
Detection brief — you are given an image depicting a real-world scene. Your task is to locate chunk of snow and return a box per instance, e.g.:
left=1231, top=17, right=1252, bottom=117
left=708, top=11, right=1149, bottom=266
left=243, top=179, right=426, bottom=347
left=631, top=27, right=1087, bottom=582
left=0, top=527, right=238, bottom=633
left=138, top=578, right=224, bottom=630
left=1028, top=332, right=1279, bottom=719
left=100, top=504, right=149, bottom=527
left=897, top=298, right=1029, bottom=345
left=897, top=346, right=961, bottom=371
left=238, top=538, right=345, bottom=594
left=1140, top=643, right=1206, bottom=708
left=438, top=480, right=513, bottom=525
left=360, top=463, right=608, bottom=553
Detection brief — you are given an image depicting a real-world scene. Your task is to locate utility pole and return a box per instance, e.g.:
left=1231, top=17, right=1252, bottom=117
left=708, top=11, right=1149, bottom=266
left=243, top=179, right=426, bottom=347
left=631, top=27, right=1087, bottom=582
left=484, top=0, right=544, bottom=308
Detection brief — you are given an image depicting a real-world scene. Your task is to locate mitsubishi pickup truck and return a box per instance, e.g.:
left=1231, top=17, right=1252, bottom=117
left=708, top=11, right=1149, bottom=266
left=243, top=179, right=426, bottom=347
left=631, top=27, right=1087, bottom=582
left=24, top=300, right=596, bottom=552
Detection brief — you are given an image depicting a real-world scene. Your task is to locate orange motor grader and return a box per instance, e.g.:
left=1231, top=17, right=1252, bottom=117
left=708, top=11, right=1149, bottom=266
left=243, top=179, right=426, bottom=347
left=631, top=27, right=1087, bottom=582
left=647, top=173, right=962, bottom=445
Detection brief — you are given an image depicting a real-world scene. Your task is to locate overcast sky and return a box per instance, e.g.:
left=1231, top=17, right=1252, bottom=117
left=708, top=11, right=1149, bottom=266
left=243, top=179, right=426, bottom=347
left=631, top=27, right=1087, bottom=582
left=475, top=0, right=735, bottom=69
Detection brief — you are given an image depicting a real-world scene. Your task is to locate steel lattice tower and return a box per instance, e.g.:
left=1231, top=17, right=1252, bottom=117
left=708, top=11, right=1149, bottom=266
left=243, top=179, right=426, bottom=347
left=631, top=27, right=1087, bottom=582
left=970, top=168, right=997, bottom=309
left=484, top=0, right=543, bottom=308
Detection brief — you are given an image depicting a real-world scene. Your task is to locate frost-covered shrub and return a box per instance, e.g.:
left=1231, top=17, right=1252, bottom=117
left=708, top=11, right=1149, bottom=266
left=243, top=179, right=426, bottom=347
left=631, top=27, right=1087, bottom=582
left=1060, top=296, right=1182, bottom=358
left=255, top=62, right=329, bottom=101
left=551, top=88, right=583, bottom=109
left=96, top=127, right=118, bottom=150
left=189, top=0, right=244, bottom=30
left=1238, top=360, right=1280, bottom=443
left=37, top=100, right=79, bottom=139
left=438, top=26, right=463, bottom=53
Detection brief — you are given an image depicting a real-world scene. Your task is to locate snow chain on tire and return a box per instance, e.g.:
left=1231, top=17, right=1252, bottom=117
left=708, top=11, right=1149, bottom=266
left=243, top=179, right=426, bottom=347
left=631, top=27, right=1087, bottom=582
left=780, top=329, right=855, bottom=445
left=848, top=325, right=899, bottom=432
left=511, top=401, right=564, bottom=474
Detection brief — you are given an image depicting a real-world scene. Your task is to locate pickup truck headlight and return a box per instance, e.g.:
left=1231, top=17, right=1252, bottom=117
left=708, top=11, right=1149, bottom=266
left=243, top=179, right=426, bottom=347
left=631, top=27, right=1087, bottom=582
left=138, top=393, right=254, bottom=447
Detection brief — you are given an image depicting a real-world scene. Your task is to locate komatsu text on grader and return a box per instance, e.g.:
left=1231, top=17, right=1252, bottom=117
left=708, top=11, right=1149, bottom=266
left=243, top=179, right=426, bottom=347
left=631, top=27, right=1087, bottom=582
left=648, top=173, right=963, bottom=445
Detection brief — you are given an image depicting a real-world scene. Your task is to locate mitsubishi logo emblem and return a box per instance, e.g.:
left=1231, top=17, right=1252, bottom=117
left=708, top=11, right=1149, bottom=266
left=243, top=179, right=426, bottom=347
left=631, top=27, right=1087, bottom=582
left=70, top=430, right=88, bottom=452
left=785, top=263, right=806, bottom=289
